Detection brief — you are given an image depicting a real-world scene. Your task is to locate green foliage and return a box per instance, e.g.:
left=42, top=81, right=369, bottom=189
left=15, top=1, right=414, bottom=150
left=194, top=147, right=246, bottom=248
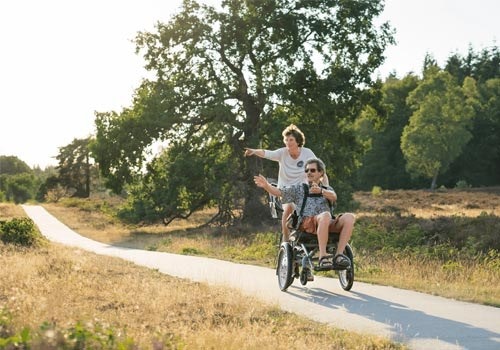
left=1, top=173, right=38, bottom=204
left=0, top=156, right=32, bottom=175
left=181, top=247, right=204, bottom=255
left=355, top=74, right=422, bottom=190
left=371, top=186, right=383, bottom=196
left=0, top=217, right=43, bottom=247
left=56, top=137, right=97, bottom=198
left=455, top=180, right=471, bottom=189
left=353, top=213, right=500, bottom=257
left=0, top=314, right=139, bottom=350
left=224, top=232, right=276, bottom=262
left=401, top=70, right=477, bottom=189
left=118, top=139, right=241, bottom=225
left=356, top=46, right=500, bottom=190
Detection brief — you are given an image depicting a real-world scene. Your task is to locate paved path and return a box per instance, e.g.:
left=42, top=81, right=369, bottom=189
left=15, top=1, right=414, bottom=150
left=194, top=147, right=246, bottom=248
left=22, top=205, right=500, bottom=350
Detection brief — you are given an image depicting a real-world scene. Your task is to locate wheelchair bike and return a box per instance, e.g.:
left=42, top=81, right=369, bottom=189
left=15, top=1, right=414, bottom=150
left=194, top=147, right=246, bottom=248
left=267, top=180, right=354, bottom=292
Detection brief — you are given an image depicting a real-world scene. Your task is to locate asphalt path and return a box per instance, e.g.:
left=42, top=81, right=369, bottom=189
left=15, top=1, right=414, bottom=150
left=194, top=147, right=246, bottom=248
left=22, top=205, right=500, bottom=350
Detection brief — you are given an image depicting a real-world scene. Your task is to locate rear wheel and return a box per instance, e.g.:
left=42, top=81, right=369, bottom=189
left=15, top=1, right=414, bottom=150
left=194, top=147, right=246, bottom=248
left=338, top=244, right=354, bottom=291
left=277, top=242, right=294, bottom=291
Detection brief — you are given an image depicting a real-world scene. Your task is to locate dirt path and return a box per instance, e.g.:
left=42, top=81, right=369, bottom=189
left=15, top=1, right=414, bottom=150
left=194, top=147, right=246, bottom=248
left=23, top=205, right=500, bottom=350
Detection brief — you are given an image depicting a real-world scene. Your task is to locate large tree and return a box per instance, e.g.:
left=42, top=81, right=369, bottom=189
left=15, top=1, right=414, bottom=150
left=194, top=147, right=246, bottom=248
left=401, top=67, right=478, bottom=190
left=92, top=0, right=393, bottom=222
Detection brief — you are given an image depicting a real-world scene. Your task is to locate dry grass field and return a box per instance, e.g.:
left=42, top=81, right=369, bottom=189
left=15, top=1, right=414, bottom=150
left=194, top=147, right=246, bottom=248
left=0, top=243, right=403, bottom=349
left=0, top=204, right=404, bottom=349
left=354, top=187, right=500, bottom=218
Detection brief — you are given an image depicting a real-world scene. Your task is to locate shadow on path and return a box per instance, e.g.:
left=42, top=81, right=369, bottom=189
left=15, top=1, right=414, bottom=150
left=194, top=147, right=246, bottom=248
left=287, top=285, right=499, bottom=349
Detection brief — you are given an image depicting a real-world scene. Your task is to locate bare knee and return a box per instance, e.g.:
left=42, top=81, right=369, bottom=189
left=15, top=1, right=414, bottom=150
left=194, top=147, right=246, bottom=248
left=341, top=213, right=356, bottom=226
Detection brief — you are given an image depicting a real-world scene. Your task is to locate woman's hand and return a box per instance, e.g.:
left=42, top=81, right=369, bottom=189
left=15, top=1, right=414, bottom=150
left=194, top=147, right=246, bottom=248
left=244, top=148, right=255, bottom=157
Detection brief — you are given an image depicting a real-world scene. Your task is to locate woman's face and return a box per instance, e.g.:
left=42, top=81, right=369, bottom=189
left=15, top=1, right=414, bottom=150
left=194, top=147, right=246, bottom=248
left=284, top=135, right=298, bottom=149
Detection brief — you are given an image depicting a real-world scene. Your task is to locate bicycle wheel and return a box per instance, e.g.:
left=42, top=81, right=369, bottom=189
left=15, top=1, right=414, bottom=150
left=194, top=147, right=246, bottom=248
left=277, top=242, right=294, bottom=291
left=338, top=244, right=354, bottom=291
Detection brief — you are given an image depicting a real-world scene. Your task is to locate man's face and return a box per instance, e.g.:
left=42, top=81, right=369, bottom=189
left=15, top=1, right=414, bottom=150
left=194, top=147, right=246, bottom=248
left=305, top=163, right=322, bottom=182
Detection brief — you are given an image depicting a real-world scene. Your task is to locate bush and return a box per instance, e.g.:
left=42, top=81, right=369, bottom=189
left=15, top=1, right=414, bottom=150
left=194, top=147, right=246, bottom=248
left=371, top=186, right=383, bottom=196
left=0, top=217, right=43, bottom=247
left=455, top=180, right=471, bottom=189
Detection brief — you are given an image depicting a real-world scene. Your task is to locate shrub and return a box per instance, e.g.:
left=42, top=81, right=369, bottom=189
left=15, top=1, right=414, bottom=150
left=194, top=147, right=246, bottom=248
left=0, top=217, right=43, bottom=247
left=455, top=180, right=471, bottom=189
left=371, top=186, right=382, bottom=196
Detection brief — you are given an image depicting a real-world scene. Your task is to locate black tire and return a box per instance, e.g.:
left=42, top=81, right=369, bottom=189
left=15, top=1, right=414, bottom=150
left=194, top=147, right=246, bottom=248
left=277, top=242, right=294, bottom=291
left=338, top=244, right=354, bottom=291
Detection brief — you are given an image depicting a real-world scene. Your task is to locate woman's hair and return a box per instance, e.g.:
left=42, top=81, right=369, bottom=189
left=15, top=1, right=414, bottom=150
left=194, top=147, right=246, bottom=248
left=282, top=124, right=305, bottom=146
left=305, top=158, right=326, bottom=174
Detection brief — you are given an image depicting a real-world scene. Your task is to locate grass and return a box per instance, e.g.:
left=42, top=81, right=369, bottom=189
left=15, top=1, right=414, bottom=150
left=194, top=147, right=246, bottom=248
left=4, top=185, right=499, bottom=347
left=1, top=203, right=404, bottom=349
left=354, top=250, right=500, bottom=306
left=39, top=187, right=500, bottom=307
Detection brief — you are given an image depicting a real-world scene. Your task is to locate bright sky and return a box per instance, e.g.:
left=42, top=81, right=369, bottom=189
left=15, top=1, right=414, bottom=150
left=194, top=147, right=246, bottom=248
left=1, top=0, right=498, bottom=169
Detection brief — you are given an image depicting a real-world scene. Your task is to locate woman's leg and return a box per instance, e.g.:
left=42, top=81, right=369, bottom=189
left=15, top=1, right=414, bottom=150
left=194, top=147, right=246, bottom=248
left=281, top=203, right=294, bottom=241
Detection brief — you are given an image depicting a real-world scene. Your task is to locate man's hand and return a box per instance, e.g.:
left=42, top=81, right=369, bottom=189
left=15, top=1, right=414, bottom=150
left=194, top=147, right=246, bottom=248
left=310, top=181, right=322, bottom=194
left=253, top=174, right=268, bottom=189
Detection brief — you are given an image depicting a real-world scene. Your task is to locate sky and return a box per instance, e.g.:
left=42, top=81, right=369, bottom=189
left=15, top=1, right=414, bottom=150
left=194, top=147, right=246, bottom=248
left=1, top=0, right=499, bottom=169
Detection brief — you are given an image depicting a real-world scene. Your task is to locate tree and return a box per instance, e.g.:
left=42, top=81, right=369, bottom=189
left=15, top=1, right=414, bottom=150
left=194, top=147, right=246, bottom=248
left=0, top=156, right=31, bottom=175
left=0, top=156, right=35, bottom=203
left=57, top=137, right=93, bottom=198
left=4, top=173, right=38, bottom=204
left=355, top=74, right=422, bottom=190
left=92, top=0, right=394, bottom=222
left=401, top=69, right=477, bottom=190
left=442, top=46, right=500, bottom=186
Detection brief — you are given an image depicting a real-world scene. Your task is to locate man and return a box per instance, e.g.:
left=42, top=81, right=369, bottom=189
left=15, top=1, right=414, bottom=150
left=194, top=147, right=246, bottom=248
left=254, top=158, right=354, bottom=267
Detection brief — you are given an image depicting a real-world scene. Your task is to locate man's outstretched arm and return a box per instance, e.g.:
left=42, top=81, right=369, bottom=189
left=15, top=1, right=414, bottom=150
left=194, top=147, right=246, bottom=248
left=253, top=174, right=282, bottom=197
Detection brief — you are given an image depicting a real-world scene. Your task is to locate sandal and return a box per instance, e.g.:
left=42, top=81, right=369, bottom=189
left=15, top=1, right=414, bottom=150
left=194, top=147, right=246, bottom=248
left=333, top=253, right=351, bottom=268
left=318, top=256, right=333, bottom=268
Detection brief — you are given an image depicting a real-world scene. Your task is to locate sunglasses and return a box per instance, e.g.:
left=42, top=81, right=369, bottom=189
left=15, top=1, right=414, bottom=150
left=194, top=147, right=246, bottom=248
left=305, top=168, right=318, bottom=173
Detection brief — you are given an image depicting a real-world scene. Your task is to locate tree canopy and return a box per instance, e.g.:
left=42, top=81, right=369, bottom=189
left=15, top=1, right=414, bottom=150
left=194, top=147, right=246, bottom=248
left=401, top=68, right=477, bottom=189
left=91, top=0, right=394, bottom=223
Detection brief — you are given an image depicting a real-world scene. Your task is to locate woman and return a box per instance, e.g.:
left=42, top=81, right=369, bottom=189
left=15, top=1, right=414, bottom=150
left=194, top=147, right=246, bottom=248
left=245, top=124, right=328, bottom=241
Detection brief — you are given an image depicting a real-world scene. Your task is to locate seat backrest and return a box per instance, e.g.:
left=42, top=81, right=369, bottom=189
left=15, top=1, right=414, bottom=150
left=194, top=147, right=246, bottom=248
left=267, top=178, right=283, bottom=219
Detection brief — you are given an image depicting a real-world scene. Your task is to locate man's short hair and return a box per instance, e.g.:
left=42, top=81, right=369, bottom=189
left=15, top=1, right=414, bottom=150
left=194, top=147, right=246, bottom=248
left=305, top=158, right=326, bottom=173
left=282, top=124, right=305, bottom=147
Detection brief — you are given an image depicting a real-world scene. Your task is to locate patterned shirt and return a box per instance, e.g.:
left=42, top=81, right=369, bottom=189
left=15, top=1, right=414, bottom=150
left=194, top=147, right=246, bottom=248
left=281, top=183, right=333, bottom=217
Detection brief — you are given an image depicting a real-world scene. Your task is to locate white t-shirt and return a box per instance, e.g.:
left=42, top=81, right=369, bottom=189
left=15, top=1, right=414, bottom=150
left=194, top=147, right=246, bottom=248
left=264, top=147, right=317, bottom=188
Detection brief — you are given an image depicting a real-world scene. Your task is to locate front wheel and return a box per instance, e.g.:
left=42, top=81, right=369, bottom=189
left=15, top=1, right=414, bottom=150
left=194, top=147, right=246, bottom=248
left=338, top=244, right=354, bottom=291
left=277, top=242, right=294, bottom=291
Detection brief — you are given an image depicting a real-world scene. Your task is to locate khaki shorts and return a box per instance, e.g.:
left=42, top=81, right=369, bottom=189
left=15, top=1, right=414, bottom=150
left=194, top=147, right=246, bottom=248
left=299, top=214, right=342, bottom=234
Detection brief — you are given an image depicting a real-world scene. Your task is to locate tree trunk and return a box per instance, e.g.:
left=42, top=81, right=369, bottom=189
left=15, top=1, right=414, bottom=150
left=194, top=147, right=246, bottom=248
left=430, top=172, right=438, bottom=191
left=241, top=102, right=268, bottom=222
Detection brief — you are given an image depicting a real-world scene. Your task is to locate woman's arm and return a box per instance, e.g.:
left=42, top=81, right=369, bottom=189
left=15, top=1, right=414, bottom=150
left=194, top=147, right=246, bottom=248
left=244, top=148, right=266, bottom=158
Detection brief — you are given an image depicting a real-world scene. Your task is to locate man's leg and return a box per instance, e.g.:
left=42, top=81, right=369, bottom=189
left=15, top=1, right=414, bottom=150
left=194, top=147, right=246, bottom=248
left=281, top=203, right=294, bottom=241
left=331, top=213, right=356, bottom=255
left=316, top=212, right=332, bottom=259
